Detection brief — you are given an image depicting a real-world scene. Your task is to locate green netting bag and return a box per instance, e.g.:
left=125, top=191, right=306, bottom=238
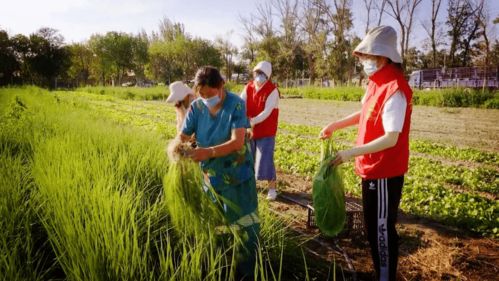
left=312, top=139, right=346, bottom=237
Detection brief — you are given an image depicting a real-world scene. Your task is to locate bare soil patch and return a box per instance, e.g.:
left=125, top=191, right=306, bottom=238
left=259, top=171, right=499, bottom=281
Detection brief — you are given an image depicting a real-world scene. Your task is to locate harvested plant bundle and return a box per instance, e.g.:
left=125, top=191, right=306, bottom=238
left=163, top=157, right=225, bottom=237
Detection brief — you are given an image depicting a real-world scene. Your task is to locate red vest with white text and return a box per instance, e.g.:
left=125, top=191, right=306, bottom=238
left=355, top=63, right=413, bottom=179
left=245, top=80, right=279, bottom=139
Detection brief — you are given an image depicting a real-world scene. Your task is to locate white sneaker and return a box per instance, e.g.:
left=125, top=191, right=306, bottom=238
left=266, top=188, right=277, bottom=201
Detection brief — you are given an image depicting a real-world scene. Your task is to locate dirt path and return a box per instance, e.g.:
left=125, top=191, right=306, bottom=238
left=279, top=98, right=499, bottom=152
left=263, top=172, right=499, bottom=281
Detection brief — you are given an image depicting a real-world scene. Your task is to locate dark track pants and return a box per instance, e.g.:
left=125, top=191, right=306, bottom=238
left=362, top=176, right=404, bottom=281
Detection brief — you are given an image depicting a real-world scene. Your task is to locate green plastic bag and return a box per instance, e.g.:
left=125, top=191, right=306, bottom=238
left=312, top=140, right=346, bottom=237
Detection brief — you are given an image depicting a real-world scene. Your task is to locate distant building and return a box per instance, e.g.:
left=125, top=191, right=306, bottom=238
left=408, top=66, right=499, bottom=89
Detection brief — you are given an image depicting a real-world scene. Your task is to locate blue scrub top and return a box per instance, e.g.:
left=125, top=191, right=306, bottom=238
left=182, top=92, right=254, bottom=192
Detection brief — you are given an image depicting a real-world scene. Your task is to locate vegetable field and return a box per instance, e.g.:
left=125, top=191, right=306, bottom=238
left=1, top=86, right=497, bottom=280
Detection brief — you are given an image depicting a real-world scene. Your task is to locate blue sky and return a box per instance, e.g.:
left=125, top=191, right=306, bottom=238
left=1, top=0, right=498, bottom=50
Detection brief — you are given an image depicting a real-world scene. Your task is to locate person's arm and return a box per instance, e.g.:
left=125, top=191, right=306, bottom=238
left=330, top=132, right=400, bottom=166
left=240, top=85, right=248, bottom=101
left=250, top=89, right=279, bottom=126
left=331, top=90, right=407, bottom=166
left=175, top=106, right=186, bottom=133
left=178, top=102, right=197, bottom=140
left=190, top=99, right=249, bottom=162
left=189, top=128, right=246, bottom=162
left=319, top=110, right=361, bottom=139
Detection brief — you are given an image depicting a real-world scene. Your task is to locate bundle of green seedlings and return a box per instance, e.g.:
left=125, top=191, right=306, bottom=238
left=163, top=150, right=226, bottom=236
left=164, top=138, right=250, bottom=279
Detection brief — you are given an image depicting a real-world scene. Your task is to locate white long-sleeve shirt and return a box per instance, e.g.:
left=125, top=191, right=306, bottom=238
left=240, top=83, right=279, bottom=127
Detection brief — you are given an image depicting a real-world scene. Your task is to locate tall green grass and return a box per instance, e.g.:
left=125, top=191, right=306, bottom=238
left=0, top=87, right=332, bottom=280
left=0, top=148, right=54, bottom=281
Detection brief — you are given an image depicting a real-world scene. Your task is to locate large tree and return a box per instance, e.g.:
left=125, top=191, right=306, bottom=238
left=301, top=0, right=329, bottom=83
left=0, top=30, right=19, bottom=86
left=362, top=0, right=375, bottom=34
left=67, top=43, right=94, bottom=86
left=88, top=31, right=148, bottom=86
left=318, top=0, right=355, bottom=85
left=272, top=0, right=303, bottom=82
left=12, top=28, right=71, bottom=88
left=239, top=2, right=281, bottom=78
left=215, top=34, right=238, bottom=81
left=385, top=0, right=424, bottom=65
left=446, top=0, right=484, bottom=67
left=422, top=0, right=444, bottom=68
left=148, top=33, right=221, bottom=83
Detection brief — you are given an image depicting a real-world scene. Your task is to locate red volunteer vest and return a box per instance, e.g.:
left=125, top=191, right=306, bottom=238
left=245, top=80, right=279, bottom=139
left=355, top=63, right=413, bottom=179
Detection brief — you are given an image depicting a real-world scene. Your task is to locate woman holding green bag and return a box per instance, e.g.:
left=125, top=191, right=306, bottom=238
left=319, top=26, right=412, bottom=281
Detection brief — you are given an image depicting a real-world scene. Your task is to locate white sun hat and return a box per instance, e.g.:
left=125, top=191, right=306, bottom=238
left=166, top=81, right=193, bottom=103
left=353, top=25, right=402, bottom=63
left=253, top=61, right=272, bottom=78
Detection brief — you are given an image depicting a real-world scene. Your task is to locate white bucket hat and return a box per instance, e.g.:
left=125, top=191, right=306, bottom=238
left=166, top=81, right=193, bottom=103
left=253, top=61, right=272, bottom=78
left=353, top=26, right=402, bottom=63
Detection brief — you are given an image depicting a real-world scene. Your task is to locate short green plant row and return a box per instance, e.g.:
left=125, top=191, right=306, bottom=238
left=77, top=85, right=499, bottom=109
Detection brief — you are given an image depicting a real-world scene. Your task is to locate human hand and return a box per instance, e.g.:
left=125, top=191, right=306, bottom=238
left=329, top=150, right=354, bottom=167
left=249, top=118, right=256, bottom=129
left=167, top=137, right=191, bottom=162
left=246, top=128, right=253, bottom=140
left=319, top=125, right=333, bottom=140
left=189, top=147, right=211, bottom=162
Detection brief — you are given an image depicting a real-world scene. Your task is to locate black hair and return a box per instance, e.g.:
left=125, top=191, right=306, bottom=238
left=387, top=58, right=404, bottom=71
left=254, top=69, right=267, bottom=79
left=193, top=66, right=224, bottom=90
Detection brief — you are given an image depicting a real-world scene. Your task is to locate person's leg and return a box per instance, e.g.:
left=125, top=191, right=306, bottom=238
left=254, top=137, right=277, bottom=200
left=250, top=139, right=257, bottom=166
left=362, top=177, right=403, bottom=281
left=267, top=179, right=277, bottom=199
left=226, top=177, right=259, bottom=280
left=386, top=176, right=403, bottom=281
left=362, top=179, right=381, bottom=278
left=235, top=223, right=260, bottom=280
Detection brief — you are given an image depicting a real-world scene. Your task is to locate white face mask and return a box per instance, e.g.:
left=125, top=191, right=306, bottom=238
left=361, top=59, right=379, bottom=76
left=201, top=94, right=221, bottom=109
left=255, top=74, right=267, bottom=84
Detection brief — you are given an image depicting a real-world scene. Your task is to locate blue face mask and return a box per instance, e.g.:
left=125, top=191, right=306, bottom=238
left=255, top=74, right=267, bottom=84
left=201, top=94, right=221, bottom=109
left=362, top=59, right=378, bottom=76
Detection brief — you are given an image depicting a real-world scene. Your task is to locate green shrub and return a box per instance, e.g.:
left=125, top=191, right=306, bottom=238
left=77, top=86, right=167, bottom=100
left=269, top=86, right=498, bottom=108
left=483, top=95, right=499, bottom=109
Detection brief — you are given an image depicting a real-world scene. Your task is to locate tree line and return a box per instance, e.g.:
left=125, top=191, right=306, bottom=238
left=0, top=0, right=498, bottom=88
